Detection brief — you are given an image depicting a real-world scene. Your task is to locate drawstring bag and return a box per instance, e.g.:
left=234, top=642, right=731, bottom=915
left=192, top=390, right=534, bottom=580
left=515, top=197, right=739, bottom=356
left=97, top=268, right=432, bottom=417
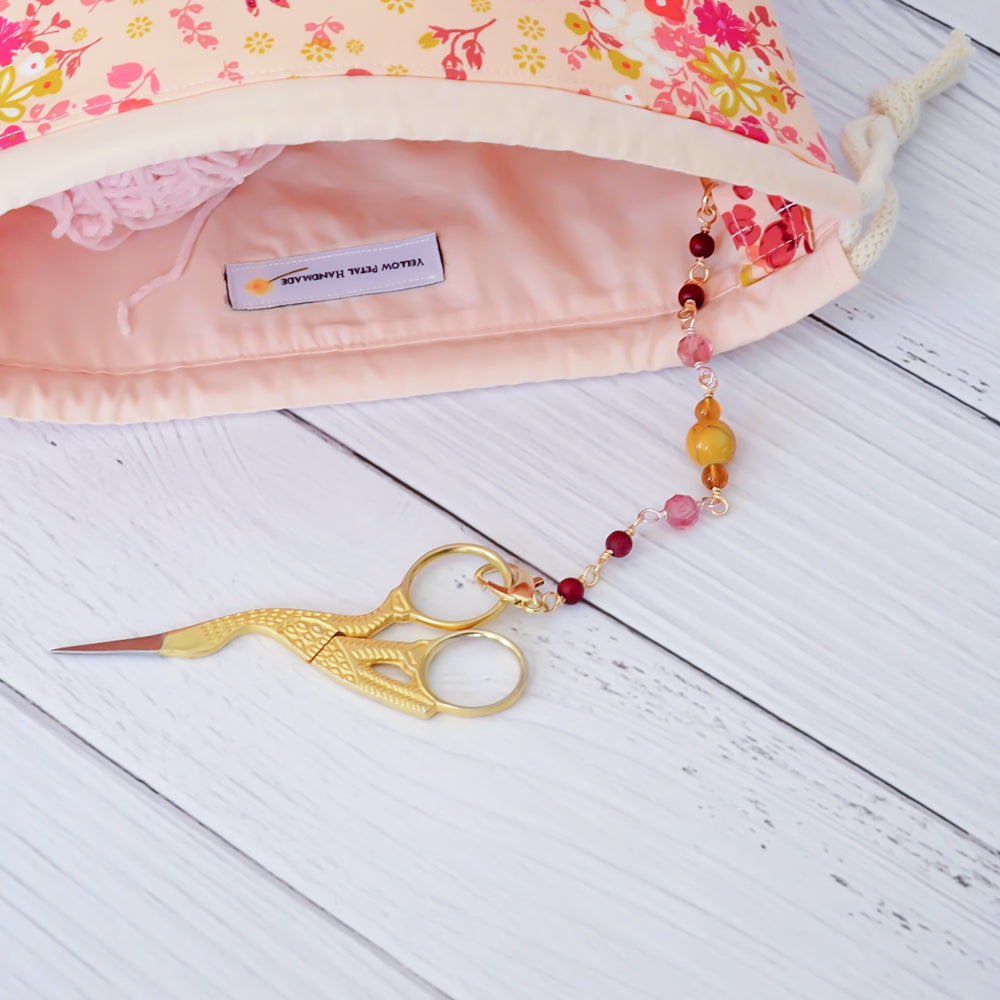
left=0, top=1, right=971, bottom=424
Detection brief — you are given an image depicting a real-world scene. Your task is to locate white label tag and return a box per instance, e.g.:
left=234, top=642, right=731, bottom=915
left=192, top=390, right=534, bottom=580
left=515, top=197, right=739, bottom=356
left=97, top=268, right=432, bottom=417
left=225, top=233, right=444, bottom=310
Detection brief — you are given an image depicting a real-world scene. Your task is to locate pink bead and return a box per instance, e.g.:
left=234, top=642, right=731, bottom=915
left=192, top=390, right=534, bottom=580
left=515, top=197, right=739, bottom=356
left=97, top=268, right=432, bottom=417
left=677, top=333, right=713, bottom=368
left=664, top=494, right=700, bottom=530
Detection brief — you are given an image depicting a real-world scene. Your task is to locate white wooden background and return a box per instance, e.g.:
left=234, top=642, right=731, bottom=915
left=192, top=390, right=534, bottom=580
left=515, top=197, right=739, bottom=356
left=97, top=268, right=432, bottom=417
left=2, top=1, right=999, bottom=997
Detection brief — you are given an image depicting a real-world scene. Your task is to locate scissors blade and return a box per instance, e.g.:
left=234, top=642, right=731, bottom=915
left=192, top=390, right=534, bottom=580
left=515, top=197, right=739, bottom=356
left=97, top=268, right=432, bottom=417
left=52, top=632, right=168, bottom=654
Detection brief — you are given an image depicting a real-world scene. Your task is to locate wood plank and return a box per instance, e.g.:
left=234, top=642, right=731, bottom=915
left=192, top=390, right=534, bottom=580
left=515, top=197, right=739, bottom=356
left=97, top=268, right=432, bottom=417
left=0, top=690, right=441, bottom=1000
left=779, top=0, right=1000, bottom=416
left=297, top=318, right=1000, bottom=843
left=0, top=412, right=997, bottom=997
left=897, top=0, right=1000, bottom=49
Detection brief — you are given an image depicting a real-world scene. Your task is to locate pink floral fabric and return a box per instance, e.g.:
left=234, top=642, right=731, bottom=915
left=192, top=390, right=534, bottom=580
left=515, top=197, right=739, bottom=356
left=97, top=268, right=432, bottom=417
left=0, top=0, right=833, bottom=168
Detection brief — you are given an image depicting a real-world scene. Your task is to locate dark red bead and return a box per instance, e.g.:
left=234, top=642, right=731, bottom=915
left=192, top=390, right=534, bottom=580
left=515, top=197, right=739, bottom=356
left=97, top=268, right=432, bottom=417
left=557, top=577, right=585, bottom=605
left=678, top=283, right=706, bottom=309
left=689, top=232, right=716, bottom=259
left=605, top=530, right=633, bottom=558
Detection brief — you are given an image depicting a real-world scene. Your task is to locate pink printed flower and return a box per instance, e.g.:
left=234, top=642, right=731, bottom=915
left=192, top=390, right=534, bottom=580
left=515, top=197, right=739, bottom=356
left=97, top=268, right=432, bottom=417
left=653, top=23, right=704, bottom=59
left=723, top=204, right=760, bottom=250
left=694, top=1, right=748, bottom=50
left=0, top=123, right=25, bottom=149
left=733, top=115, right=768, bottom=143
left=0, top=15, right=24, bottom=65
left=644, top=0, right=685, bottom=22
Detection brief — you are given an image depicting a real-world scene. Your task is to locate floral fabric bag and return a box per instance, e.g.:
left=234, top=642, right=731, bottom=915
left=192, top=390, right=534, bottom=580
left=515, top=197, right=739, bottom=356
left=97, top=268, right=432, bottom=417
left=0, top=0, right=969, bottom=422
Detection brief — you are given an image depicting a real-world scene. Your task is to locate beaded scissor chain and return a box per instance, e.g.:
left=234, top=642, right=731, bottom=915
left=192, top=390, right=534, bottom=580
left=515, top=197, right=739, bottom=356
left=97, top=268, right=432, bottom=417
left=56, top=184, right=732, bottom=717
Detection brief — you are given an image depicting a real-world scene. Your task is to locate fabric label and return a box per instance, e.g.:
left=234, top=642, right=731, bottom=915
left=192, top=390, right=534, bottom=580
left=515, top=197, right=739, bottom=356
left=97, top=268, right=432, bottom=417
left=226, top=233, right=443, bottom=310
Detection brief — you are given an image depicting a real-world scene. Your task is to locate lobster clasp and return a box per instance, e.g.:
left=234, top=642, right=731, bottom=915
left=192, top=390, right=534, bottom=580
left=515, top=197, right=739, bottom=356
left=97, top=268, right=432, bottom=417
left=475, top=561, right=553, bottom=613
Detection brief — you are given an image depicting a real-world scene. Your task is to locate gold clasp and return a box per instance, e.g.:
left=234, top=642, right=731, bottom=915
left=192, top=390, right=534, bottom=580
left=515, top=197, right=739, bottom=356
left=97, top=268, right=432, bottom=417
left=475, top=561, right=559, bottom=614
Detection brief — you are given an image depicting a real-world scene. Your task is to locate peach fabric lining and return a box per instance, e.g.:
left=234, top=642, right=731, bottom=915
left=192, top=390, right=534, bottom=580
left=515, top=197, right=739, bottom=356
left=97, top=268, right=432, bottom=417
left=0, top=138, right=858, bottom=423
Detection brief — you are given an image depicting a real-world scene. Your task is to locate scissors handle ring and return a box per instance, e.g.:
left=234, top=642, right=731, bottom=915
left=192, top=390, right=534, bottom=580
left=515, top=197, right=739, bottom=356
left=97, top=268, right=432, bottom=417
left=399, top=543, right=514, bottom=631
left=416, top=629, right=530, bottom=718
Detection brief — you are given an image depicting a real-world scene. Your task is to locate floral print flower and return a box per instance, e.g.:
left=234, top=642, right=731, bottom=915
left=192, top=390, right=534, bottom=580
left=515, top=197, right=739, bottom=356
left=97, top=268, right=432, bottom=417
left=608, top=47, right=641, bottom=79
left=694, top=0, right=747, bottom=50
left=72, top=27, right=88, bottom=43
left=0, top=15, right=23, bottom=65
left=301, top=40, right=334, bottom=60
left=387, top=63, right=408, bottom=74
left=0, top=59, right=63, bottom=123
left=126, top=16, right=153, bottom=39
left=612, top=83, right=640, bottom=104
left=733, top=114, right=768, bottom=142
left=689, top=46, right=780, bottom=117
left=346, top=38, right=364, bottom=54
left=244, top=32, right=274, bottom=54
left=653, top=23, right=702, bottom=59
left=17, top=54, right=46, bottom=80
left=644, top=0, right=685, bottom=21
left=517, top=16, right=544, bottom=40
left=723, top=203, right=761, bottom=250
left=0, top=123, right=25, bottom=149
left=470, top=0, right=492, bottom=11
left=512, top=44, right=545, bottom=74
left=381, top=0, right=414, bottom=13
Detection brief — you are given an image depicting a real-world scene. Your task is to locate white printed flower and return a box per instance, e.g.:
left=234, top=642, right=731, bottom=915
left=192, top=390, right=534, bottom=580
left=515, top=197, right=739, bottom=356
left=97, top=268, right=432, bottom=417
left=589, top=2, right=681, bottom=79
left=612, top=83, right=641, bottom=105
left=18, top=54, right=46, bottom=80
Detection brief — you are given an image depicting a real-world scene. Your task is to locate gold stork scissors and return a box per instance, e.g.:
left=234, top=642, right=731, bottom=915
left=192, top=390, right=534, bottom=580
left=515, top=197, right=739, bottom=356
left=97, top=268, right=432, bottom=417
left=53, top=544, right=532, bottom=719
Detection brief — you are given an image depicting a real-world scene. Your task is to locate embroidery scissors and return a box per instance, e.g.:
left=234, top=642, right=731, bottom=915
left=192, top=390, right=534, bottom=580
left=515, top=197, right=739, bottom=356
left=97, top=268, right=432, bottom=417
left=53, top=544, right=532, bottom=719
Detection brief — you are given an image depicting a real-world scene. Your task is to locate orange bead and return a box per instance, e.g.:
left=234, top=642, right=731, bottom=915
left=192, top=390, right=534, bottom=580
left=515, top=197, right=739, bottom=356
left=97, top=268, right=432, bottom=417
left=686, top=420, right=737, bottom=466
left=702, top=463, right=729, bottom=489
left=694, top=397, right=721, bottom=421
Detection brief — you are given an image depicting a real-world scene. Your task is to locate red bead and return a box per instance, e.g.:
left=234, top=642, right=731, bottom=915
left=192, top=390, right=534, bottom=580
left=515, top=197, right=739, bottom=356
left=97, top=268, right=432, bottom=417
left=605, top=530, right=633, bottom=558
left=678, top=283, right=706, bottom=309
left=689, top=232, right=715, bottom=258
left=557, top=577, right=585, bottom=605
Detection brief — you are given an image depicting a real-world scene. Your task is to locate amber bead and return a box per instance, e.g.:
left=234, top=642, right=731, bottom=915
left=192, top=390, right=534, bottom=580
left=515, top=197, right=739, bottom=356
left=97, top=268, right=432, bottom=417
left=702, top=463, right=729, bottom=489
left=678, top=283, right=705, bottom=309
left=686, top=419, right=737, bottom=466
left=689, top=232, right=716, bottom=259
left=694, top=397, right=721, bottom=421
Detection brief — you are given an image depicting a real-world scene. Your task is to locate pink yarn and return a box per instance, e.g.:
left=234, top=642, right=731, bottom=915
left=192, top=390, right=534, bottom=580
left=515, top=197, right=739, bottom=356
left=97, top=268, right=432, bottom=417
left=33, top=145, right=285, bottom=334
left=33, top=146, right=284, bottom=250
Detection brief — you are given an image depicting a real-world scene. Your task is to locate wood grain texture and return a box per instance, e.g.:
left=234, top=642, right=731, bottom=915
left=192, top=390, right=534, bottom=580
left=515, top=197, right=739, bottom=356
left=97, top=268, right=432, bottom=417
left=781, top=0, right=1000, bottom=416
left=0, top=689, right=441, bottom=1000
left=898, top=0, right=1000, bottom=48
left=0, top=413, right=998, bottom=998
left=298, top=319, right=1000, bottom=843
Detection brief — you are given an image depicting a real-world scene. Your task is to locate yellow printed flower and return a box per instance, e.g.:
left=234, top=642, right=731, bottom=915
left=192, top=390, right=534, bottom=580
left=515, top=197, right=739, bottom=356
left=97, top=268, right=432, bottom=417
left=301, top=40, right=335, bottom=61
left=244, top=32, right=275, bottom=55
left=564, top=12, right=588, bottom=35
left=387, top=64, right=409, bottom=74
left=72, top=27, right=88, bottom=42
left=245, top=278, right=273, bottom=296
left=0, top=66, right=33, bottom=123
left=608, top=48, right=641, bottom=79
left=132, top=0, right=147, bottom=4
left=470, top=0, right=492, bottom=11
left=689, top=46, right=783, bottom=118
left=517, top=16, right=544, bottom=39
left=381, top=0, right=414, bottom=12
left=346, top=38, right=364, bottom=54
left=512, top=44, right=545, bottom=74
left=126, top=16, right=152, bottom=39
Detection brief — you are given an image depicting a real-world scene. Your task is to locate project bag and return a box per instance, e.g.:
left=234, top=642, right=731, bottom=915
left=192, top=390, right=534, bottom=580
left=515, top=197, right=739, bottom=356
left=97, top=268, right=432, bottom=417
left=0, top=1, right=970, bottom=423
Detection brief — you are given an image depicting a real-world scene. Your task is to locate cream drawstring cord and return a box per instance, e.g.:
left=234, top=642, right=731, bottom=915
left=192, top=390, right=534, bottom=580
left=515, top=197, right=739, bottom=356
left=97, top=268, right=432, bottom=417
left=839, top=29, right=973, bottom=274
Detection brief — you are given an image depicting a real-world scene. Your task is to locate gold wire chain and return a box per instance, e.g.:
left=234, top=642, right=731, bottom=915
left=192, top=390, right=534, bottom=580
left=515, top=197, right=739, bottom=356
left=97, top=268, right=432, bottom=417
left=491, top=184, right=728, bottom=615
